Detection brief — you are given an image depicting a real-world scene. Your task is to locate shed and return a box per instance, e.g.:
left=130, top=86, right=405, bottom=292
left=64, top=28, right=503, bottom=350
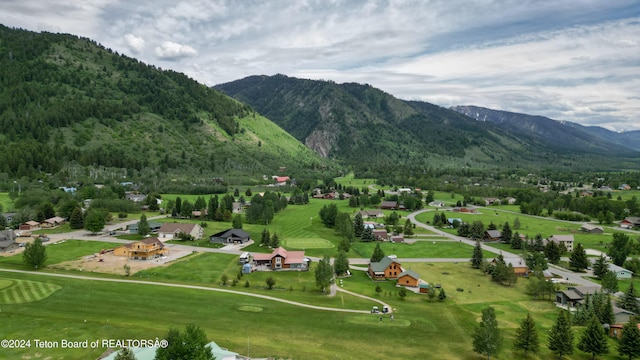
left=242, top=263, right=252, bottom=274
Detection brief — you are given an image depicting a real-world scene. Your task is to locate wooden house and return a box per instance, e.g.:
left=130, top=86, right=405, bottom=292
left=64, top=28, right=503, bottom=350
left=397, top=270, right=420, bottom=288
left=368, top=257, right=403, bottom=280
left=252, top=247, right=308, bottom=271
left=19, top=221, right=40, bottom=231
left=113, top=237, right=167, bottom=260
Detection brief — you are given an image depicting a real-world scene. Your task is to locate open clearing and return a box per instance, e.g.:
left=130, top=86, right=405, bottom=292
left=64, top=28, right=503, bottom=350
left=281, top=237, right=334, bottom=249
left=51, top=248, right=192, bottom=275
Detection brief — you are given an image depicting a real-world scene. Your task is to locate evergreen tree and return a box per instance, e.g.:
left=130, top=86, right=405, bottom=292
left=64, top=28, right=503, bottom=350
left=114, top=347, right=136, bottom=360
left=548, top=311, right=574, bottom=359
left=457, top=222, right=470, bottom=237
left=438, top=288, right=447, bottom=300
left=511, top=232, right=523, bottom=249
left=472, top=306, right=502, bottom=359
left=353, top=213, right=364, bottom=237
left=514, top=313, right=539, bottom=356
left=619, top=318, right=640, bottom=360
left=334, top=250, right=350, bottom=276
left=609, top=232, right=632, bottom=266
left=620, top=283, right=640, bottom=313
left=470, top=221, right=485, bottom=240
left=471, top=241, right=483, bottom=269
left=23, top=237, right=47, bottom=270
left=403, top=219, right=414, bottom=235
left=577, top=314, right=608, bottom=359
left=569, top=243, right=589, bottom=271
left=370, top=243, right=385, bottom=262
left=69, top=206, right=84, bottom=229
left=544, top=240, right=561, bottom=265
left=260, top=228, right=270, bottom=247
left=361, top=227, right=374, bottom=242
left=500, top=222, right=512, bottom=244
left=270, top=232, right=279, bottom=248
left=601, top=271, right=619, bottom=294
left=137, top=214, right=150, bottom=236
left=593, top=254, right=609, bottom=278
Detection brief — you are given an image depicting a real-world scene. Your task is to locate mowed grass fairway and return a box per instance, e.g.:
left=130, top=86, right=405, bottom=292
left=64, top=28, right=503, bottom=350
left=281, top=237, right=333, bottom=249
left=351, top=240, right=495, bottom=259
left=0, top=271, right=467, bottom=360
left=0, top=278, right=61, bottom=304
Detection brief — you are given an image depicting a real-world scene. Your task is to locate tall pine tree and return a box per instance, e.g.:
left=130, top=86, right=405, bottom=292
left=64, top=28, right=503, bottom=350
left=471, top=241, right=483, bottom=269
left=619, top=318, right=640, bottom=360
left=621, top=283, right=640, bottom=314
left=513, top=312, right=539, bottom=356
left=577, top=314, right=608, bottom=359
left=548, top=311, right=573, bottom=359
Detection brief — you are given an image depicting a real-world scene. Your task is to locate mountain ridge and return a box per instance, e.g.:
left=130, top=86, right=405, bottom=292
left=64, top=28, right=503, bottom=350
left=451, top=105, right=640, bottom=152
left=215, top=74, right=640, bottom=173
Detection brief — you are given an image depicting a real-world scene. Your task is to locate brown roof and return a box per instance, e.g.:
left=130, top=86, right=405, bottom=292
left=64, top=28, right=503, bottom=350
left=252, top=247, right=306, bottom=264
left=159, top=223, right=196, bottom=233
left=45, top=216, right=66, bottom=224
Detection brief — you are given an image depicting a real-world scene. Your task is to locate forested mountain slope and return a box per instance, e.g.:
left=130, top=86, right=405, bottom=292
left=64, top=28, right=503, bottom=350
left=451, top=105, right=640, bottom=153
left=0, top=25, right=326, bottom=181
left=216, top=75, right=640, bottom=174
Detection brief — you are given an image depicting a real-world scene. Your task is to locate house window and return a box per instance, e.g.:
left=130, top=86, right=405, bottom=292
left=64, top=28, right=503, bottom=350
left=276, top=257, right=281, bottom=263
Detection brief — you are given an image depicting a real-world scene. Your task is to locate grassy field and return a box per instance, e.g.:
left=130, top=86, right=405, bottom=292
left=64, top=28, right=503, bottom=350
left=417, top=208, right=620, bottom=253
left=334, top=172, right=377, bottom=188
left=0, top=192, right=13, bottom=212
left=350, top=240, right=495, bottom=259
left=0, top=278, right=62, bottom=304
left=1, top=261, right=622, bottom=360
left=0, top=240, right=116, bottom=270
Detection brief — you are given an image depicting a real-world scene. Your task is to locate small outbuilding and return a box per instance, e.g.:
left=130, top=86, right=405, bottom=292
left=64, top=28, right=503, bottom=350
left=242, top=263, right=252, bottom=274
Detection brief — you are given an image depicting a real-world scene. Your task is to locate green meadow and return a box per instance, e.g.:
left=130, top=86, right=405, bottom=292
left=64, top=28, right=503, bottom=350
left=350, top=240, right=494, bottom=259
left=0, top=192, right=13, bottom=212
left=0, top=240, right=116, bottom=270
left=418, top=208, right=620, bottom=253
left=1, top=262, right=623, bottom=360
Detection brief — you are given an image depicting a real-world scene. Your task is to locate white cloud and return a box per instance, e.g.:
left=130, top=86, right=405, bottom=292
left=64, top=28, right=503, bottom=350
left=123, top=33, right=145, bottom=53
left=154, top=41, right=197, bottom=60
left=0, top=0, right=639, bottom=130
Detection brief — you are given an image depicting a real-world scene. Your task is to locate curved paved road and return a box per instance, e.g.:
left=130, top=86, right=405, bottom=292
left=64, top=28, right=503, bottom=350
left=0, top=268, right=374, bottom=314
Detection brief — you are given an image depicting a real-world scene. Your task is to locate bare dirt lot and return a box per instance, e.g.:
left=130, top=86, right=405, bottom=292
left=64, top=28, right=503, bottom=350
left=51, top=248, right=192, bottom=276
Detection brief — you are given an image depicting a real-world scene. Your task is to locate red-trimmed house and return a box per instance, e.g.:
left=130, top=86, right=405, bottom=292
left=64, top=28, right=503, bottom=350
left=252, top=247, right=308, bottom=271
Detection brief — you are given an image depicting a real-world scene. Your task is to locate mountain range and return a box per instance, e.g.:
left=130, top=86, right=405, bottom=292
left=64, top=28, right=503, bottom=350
left=1, top=24, right=638, bottom=184
left=450, top=105, right=640, bottom=152
left=215, top=75, right=640, bottom=174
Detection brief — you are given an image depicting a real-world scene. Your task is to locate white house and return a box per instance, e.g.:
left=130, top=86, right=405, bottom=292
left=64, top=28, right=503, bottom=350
left=609, top=263, right=633, bottom=279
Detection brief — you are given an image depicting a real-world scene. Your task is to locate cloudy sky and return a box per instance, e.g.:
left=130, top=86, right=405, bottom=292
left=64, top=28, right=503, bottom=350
left=1, top=1, right=639, bottom=131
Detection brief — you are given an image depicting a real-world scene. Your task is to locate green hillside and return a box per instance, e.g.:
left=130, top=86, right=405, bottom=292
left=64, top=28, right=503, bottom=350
left=0, top=25, right=328, bottom=182
left=216, top=75, right=640, bottom=176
